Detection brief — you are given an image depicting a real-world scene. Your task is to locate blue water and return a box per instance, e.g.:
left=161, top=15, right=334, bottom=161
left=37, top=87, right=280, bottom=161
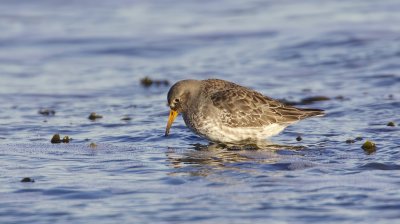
left=1, top=0, right=400, bottom=223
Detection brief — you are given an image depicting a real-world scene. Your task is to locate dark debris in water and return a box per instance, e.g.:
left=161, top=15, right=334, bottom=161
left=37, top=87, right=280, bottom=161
left=334, top=95, right=344, bottom=100
left=21, top=177, right=35, bottom=183
left=38, top=108, right=56, bottom=116
left=346, top=136, right=363, bottom=144
left=300, top=96, right=331, bottom=105
left=387, top=121, right=396, bottom=127
left=362, top=140, right=376, bottom=154
left=121, top=116, right=132, bottom=121
left=140, top=76, right=169, bottom=87
left=51, top=134, right=71, bottom=144
left=296, top=136, right=302, bottom=141
left=62, top=136, right=70, bottom=143
left=51, top=134, right=61, bottom=143
left=88, top=112, right=103, bottom=120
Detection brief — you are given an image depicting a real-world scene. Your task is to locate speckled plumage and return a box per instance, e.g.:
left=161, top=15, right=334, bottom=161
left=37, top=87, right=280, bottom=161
left=166, top=79, right=324, bottom=143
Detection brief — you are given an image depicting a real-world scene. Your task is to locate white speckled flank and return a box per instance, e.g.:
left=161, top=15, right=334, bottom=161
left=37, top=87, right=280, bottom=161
left=166, top=79, right=324, bottom=143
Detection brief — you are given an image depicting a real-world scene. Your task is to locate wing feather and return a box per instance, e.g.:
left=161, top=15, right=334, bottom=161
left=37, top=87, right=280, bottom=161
left=209, top=87, right=323, bottom=128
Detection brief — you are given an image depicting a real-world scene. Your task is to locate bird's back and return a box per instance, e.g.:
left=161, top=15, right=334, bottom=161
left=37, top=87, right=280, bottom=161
left=199, top=79, right=324, bottom=128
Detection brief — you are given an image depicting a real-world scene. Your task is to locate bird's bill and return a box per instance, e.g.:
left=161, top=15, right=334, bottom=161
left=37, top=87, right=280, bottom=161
left=165, top=109, right=179, bottom=136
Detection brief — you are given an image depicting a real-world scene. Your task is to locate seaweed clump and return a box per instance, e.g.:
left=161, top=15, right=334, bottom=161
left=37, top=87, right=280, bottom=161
left=21, top=177, right=35, bottom=183
left=355, top=136, right=363, bottom=141
left=51, top=134, right=61, bottom=143
left=387, top=121, right=396, bottom=127
left=88, top=112, right=103, bottom=120
left=140, top=76, right=169, bottom=87
left=38, top=109, right=56, bottom=116
left=362, top=140, right=376, bottom=154
left=300, top=96, right=331, bottom=105
left=121, top=116, right=132, bottom=121
left=62, top=136, right=70, bottom=143
left=346, top=136, right=363, bottom=144
left=51, top=134, right=71, bottom=144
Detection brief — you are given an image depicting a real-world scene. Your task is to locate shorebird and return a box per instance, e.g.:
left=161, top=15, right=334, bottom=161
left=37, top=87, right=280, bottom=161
left=165, top=79, right=324, bottom=143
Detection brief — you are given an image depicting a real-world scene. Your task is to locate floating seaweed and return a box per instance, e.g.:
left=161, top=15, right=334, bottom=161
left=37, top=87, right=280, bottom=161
left=387, top=121, right=395, bottom=127
left=346, top=136, right=363, bottom=143
left=140, top=77, right=153, bottom=87
left=62, top=136, right=70, bottom=143
left=355, top=136, right=363, bottom=141
left=362, top=140, right=376, bottom=154
left=88, top=112, right=103, bottom=120
left=299, top=96, right=331, bottom=105
left=51, top=134, right=71, bottom=144
left=121, top=116, right=132, bottom=121
left=38, top=109, right=56, bottom=116
left=334, top=95, right=346, bottom=100
left=51, top=134, right=61, bottom=143
left=140, top=76, right=169, bottom=87
left=21, top=177, right=35, bottom=183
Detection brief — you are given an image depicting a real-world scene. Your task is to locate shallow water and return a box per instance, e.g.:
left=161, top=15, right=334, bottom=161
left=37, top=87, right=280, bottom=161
left=1, top=0, right=399, bottom=223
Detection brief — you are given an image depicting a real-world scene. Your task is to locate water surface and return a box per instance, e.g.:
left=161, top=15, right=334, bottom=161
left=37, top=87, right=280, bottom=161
left=0, top=0, right=399, bottom=223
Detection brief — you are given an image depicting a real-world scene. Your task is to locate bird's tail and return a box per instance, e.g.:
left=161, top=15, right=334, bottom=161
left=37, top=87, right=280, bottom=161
left=300, top=108, right=325, bottom=118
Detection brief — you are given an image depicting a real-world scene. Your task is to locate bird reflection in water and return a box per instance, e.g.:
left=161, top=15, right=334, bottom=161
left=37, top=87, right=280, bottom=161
left=165, top=140, right=306, bottom=177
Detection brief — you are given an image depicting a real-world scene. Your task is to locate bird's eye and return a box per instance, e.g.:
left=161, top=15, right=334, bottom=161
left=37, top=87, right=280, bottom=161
left=174, top=99, right=180, bottom=103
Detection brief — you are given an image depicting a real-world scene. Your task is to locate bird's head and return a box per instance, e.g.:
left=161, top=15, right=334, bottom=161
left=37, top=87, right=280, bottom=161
left=165, top=79, right=200, bottom=136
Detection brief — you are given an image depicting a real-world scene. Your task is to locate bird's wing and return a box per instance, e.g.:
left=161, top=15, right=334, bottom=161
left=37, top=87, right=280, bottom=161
left=209, top=88, right=322, bottom=128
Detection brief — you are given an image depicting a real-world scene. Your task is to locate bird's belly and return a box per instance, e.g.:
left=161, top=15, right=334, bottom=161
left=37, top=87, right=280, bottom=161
left=184, top=114, right=286, bottom=143
left=202, top=124, right=286, bottom=143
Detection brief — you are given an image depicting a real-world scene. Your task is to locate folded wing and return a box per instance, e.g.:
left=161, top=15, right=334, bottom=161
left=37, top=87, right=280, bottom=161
left=210, top=88, right=324, bottom=128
